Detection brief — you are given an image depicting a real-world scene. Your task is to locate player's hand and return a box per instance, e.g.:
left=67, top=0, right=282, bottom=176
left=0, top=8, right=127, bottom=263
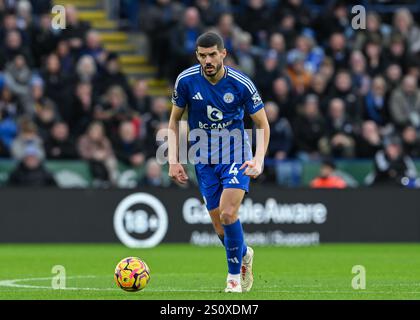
left=240, top=159, right=263, bottom=179
left=169, top=163, right=189, bottom=185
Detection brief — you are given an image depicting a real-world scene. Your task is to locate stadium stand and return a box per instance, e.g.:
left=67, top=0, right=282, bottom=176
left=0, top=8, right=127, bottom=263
left=0, top=0, right=419, bottom=188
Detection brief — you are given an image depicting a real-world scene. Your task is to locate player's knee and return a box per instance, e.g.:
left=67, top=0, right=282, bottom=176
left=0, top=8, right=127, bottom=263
left=220, top=207, right=237, bottom=225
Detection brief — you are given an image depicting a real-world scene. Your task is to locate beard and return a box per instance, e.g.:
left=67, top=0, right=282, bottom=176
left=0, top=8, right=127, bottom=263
left=203, top=62, right=222, bottom=77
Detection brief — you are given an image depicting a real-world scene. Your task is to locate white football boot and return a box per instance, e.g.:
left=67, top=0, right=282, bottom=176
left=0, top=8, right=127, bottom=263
left=224, top=276, right=242, bottom=293
left=241, top=247, right=254, bottom=292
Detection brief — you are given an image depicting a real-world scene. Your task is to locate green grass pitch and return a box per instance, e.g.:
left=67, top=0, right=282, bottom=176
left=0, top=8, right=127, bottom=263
left=0, top=244, right=419, bottom=300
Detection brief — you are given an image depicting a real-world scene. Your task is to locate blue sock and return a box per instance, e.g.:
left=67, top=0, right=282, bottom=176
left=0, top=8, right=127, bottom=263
left=222, top=220, right=246, bottom=275
left=218, top=234, right=247, bottom=257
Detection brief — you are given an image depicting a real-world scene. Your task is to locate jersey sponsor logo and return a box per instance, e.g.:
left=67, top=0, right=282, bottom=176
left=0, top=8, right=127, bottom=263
left=223, top=92, right=234, bottom=103
left=192, top=92, right=204, bottom=100
left=252, top=92, right=262, bottom=107
left=207, top=105, right=223, bottom=122
left=198, top=120, right=232, bottom=129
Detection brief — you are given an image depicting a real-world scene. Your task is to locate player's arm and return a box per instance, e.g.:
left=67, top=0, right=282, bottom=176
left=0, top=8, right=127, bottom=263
left=168, top=105, right=189, bottom=184
left=240, top=108, right=270, bottom=179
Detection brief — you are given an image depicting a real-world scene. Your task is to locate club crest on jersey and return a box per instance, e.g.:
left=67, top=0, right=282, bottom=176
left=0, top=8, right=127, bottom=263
left=252, top=92, right=262, bottom=106
left=223, top=92, right=234, bottom=103
left=207, top=105, right=223, bottom=122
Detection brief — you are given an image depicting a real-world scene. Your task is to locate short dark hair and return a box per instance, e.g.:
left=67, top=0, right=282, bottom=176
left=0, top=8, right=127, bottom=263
left=196, top=32, right=224, bottom=50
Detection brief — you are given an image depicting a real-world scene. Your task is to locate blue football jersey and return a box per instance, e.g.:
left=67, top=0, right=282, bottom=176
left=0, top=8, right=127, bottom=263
left=172, top=64, right=264, bottom=164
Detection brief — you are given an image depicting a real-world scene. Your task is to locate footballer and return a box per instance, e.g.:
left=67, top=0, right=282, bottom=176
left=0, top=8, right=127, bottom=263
left=168, top=32, right=270, bottom=293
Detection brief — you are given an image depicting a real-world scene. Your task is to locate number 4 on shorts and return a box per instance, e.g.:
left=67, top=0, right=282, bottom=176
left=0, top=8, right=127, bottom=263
left=229, top=163, right=239, bottom=176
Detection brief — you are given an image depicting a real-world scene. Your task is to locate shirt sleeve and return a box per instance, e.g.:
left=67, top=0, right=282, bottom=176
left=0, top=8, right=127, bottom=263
left=243, top=85, right=264, bottom=115
left=171, top=76, right=188, bottom=108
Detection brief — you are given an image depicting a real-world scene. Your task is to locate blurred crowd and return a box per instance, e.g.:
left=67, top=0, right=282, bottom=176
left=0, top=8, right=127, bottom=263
left=141, top=0, right=420, bottom=187
left=0, top=0, right=420, bottom=188
left=0, top=0, right=170, bottom=187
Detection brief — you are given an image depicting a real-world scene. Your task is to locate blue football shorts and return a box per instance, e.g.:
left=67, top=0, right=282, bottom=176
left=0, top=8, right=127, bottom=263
left=195, top=162, right=250, bottom=211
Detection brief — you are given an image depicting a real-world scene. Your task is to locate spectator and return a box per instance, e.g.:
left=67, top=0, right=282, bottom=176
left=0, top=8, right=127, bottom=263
left=74, top=54, right=98, bottom=84
left=112, top=120, right=146, bottom=167
left=45, top=121, right=77, bottom=160
left=77, top=121, right=118, bottom=187
left=234, top=32, right=258, bottom=79
left=4, top=54, right=32, bottom=114
left=312, top=0, right=350, bottom=41
left=320, top=98, right=356, bottom=158
left=0, top=136, right=9, bottom=157
left=269, top=77, right=296, bottom=120
left=310, top=158, right=347, bottom=189
left=194, top=0, right=225, bottom=27
left=355, top=121, right=382, bottom=158
left=318, top=57, right=335, bottom=90
left=349, top=50, right=370, bottom=96
left=16, top=0, right=33, bottom=33
left=237, top=0, right=271, bottom=46
left=255, top=50, right=281, bottom=98
left=138, top=157, right=166, bottom=187
left=385, top=34, right=411, bottom=74
left=385, top=63, right=403, bottom=91
left=393, top=8, right=420, bottom=55
left=293, top=94, right=325, bottom=161
left=286, top=50, right=312, bottom=95
left=363, top=76, right=389, bottom=126
left=7, top=144, right=57, bottom=187
left=95, top=85, right=133, bottom=136
left=0, top=86, right=19, bottom=149
left=401, top=126, right=420, bottom=158
left=213, top=13, right=242, bottom=57
left=293, top=31, right=324, bottom=74
left=278, top=0, right=311, bottom=31
left=40, top=53, right=71, bottom=122
left=354, top=11, right=389, bottom=51
left=371, top=135, right=417, bottom=186
left=389, top=75, right=420, bottom=129
left=80, top=30, right=106, bottom=66
left=30, top=13, right=57, bottom=68
left=143, top=96, right=169, bottom=156
left=363, top=35, right=386, bottom=77
left=325, top=32, right=349, bottom=70
left=31, top=75, right=52, bottom=111
left=327, top=69, right=361, bottom=120
left=70, top=81, right=95, bottom=137
left=0, top=29, right=33, bottom=69
left=265, top=101, right=293, bottom=160
left=267, top=32, right=287, bottom=73
left=55, top=39, right=75, bottom=74
left=169, top=7, right=204, bottom=81
left=141, top=0, right=184, bottom=79
left=11, top=118, right=45, bottom=161
left=60, top=5, right=90, bottom=53
left=307, top=73, right=329, bottom=114
left=33, top=101, right=58, bottom=141
left=270, top=11, right=298, bottom=49
left=132, top=79, right=152, bottom=115
left=95, top=52, right=134, bottom=106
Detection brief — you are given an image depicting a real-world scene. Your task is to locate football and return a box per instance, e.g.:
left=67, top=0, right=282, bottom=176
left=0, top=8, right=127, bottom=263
left=114, top=257, right=151, bottom=292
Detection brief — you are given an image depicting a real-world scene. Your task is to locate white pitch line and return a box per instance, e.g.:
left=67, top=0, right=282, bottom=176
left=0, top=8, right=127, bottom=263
left=1, top=276, right=420, bottom=295
left=0, top=275, right=220, bottom=292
